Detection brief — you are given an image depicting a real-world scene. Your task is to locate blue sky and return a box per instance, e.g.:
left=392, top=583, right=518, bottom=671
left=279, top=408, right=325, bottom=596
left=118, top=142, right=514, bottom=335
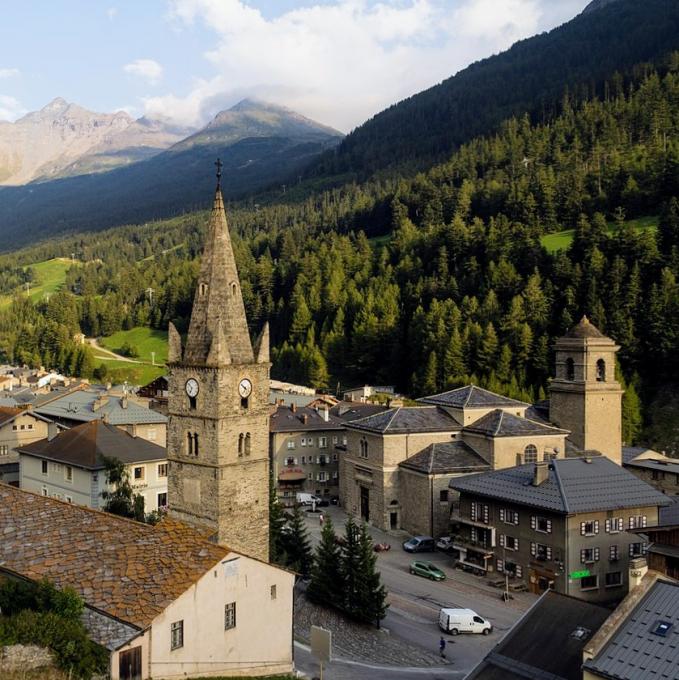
left=0, top=0, right=591, bottom=131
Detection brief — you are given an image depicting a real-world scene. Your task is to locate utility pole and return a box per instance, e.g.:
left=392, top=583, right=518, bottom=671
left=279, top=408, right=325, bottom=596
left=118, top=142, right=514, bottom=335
left=151, top=351, right=155, bottom=367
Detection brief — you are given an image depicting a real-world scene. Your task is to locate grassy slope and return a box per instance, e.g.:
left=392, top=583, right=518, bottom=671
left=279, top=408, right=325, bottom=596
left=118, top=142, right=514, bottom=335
left=100, top=327, right=168, bottom=364
left=0, top=257, right=76, bottom=309
left=541, top=216, right=658, bottom=254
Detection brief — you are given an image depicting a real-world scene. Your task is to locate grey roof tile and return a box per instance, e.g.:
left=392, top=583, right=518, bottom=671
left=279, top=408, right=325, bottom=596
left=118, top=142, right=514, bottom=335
left=270, top=405, right=345, bottom=432
left=330, top=401, right=390, bottom=422
left=418, top=385, right=529, bottom=409
left=399, top=441, right=490, bottom=474
left=584, top=580, right=679, bottom=680
left=450, top=457, right=670, bottom=514
left=624, top=456, right=679, bottom=475
left=346, top=406, right=460, bottom=434
left=463, top=409, right=569, bottom=438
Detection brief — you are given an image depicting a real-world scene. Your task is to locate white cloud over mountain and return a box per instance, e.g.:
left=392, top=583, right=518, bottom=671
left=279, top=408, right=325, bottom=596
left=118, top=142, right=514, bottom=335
left=124, top=59, right=164, bottom=85
left=142, top=0, right=586, bottom=130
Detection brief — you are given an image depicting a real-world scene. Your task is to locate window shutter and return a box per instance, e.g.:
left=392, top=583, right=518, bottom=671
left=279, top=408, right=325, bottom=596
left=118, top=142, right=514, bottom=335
left=514, top=511, right=519, bottom=526
left=483, top=505, right=489, bottom=524
left=629, top=517, right=635, bottom=530
left=547, top=546, right=553, bottom=560
left=594, top=547, right=600, bottom=561
left=471, top=503, right=477, bottom=522
left=516, top=565, right=523, bottom=578
left=515, top=538, right=520, bottom=551
left=594, top=520, right=600, bottom=534
left=605, top=519, right=610, bottom=533
left=642, top=516, right=647, bottom=528
left=618, top=518, right=624, bottom=531
left=628, top=544, right=634, bottom=557
left=580, top=549, right=586, bottom=563
left=642, top=543, right=648, bottom=554
left=496, top=559, right=504, bottom=572
left=530, top=542, right=536, bottom=556
left=471, top=527, right=478, bottom=543
left=580, top=522, right=586, bottom=536
left=499, top=508, right=505, bottom=522
left=531, top=515, right=536, bottom=530
left=547, top=519, right=552, bottom=533
left=499, top=534, right=506, bottom=547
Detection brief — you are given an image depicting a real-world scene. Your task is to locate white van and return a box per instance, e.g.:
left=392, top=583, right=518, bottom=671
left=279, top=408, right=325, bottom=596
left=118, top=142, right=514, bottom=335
left=296, top=492, right=322, bottom=506
left=439, top=608, right=492, bottom=636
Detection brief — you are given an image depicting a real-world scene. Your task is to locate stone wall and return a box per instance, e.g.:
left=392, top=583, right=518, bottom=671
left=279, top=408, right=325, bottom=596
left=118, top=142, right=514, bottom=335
left=0, top=645, right=53, bottom=672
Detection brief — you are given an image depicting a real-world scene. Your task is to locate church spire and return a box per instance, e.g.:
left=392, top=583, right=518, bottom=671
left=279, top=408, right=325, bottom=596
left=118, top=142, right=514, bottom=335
left=183, top=165, right=254, bottom=365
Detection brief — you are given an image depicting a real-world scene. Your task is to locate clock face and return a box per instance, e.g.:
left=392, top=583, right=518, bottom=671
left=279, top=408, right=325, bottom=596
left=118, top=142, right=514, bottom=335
left=185, top=378, right=199, bottom=398
left=238, top=378, right=252, bottom=398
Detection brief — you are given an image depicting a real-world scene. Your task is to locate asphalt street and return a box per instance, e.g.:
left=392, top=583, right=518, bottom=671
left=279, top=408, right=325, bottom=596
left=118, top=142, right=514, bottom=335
left=296, top=506, right=536, bottom=679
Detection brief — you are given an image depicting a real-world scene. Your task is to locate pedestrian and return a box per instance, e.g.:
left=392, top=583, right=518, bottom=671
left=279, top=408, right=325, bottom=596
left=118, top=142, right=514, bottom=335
left=439, top=636, right=446, bottom=658
left=319, top=513, right=324, bottom=526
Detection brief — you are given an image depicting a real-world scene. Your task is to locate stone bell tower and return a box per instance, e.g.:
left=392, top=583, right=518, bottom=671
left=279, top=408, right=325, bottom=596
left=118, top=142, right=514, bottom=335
left=549, top=316, right=623, bottom=465
left=167, top=165, right=270, bottom=562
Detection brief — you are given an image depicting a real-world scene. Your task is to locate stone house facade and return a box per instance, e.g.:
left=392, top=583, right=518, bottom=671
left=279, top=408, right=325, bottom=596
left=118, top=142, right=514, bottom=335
left=270, top=404, right=345, bottom=505
left=622, top=447, right=679, bottom=496
left=450, top=457, right=669, bottom=602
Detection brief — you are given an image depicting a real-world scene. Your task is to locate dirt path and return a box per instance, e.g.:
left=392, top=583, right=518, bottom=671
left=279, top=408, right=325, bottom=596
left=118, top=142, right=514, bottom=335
left=86, top=337, right=145, bottom=364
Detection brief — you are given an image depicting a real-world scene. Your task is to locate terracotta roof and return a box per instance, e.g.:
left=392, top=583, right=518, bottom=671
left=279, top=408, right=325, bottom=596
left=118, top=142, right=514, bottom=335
left=564, top=315, right=605, bottom=339
left=0, top=485, right=228, bottom=628
left=346, top=406, right=460, bottom=434
left=463, top=409, right=569, bottom=438
left=270, top=405, right=345, bottom=432
left=399, top=441, right=490, bottom=475
left=17, top=420, right=166, bottom=470
left=418, top=385, right=529, bottom=409
left=0, top=405, right=53, bottom=427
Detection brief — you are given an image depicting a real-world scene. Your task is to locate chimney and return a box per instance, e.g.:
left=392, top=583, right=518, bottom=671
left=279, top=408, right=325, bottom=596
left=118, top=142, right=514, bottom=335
left=291, top=403, right=297, bottom=413
left=121, top=396, right=128, bottom=409
left=102, top=413, right=110, bottom=424
left=301, top=414, right=309, bottom=425
left=628, top=557, right=648, bottom=590
left=532, top=461, right=550, bottom=486
left=47, top=421, right=59, bottom=441
left=323, top=406, right=329, bottom=422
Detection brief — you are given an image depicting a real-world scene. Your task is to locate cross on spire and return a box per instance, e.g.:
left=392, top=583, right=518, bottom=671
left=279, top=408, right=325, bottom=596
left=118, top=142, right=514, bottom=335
left=215, top=158, right=223, bottom=191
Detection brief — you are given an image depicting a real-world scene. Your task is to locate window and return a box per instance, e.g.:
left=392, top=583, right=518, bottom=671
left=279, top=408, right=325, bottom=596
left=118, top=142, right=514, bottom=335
left=605, top=518, right=624, bottom=533
left=318, top=472, right=328, bottom=482
left=285, top=457, right=296, bottom=466
left=500, top=508, right=519, bottom=525
left=332, top=436, right=338, bottom=444
left=359, top=438, right=369, bottom=459
left=12, top=425, right=17, bottom=431
left=157, top=463, right=168, bottom=478
left=224, top=602, right=236, bottom=630
left=189, top=395, right=197, bottom=410
left=157, top=492, right=167, bottom=507
left=187, top=432, right=199, bottom=456
left=580, top=520, right=599, bottom=536
left=333, top=471, right=338, bottom=479
left=524, top=444, right=538, bottom=464
left=609, top=545, right=619, bottom=561
left=199, top=282, right=208, bottom=296
left=65, top=496, right=72, bottom=504
left=531, top=542, right=553, bottom=561
left=332, top=453, right=338, bottom=462
left=134, top=467, right=144, bottom=481
left=628, top=515, right=647, bottom=530
left=605, top=572, right=622, bottom=588
left=440, top=490, right=449, bottom=503
left=504, top=562, right=523, bottom=578
left=41, top=460, right=48, bottom=475
left=580, top=575, right=598, bottom=590
left=342, top=436, right=347, bottom=446
left=319, top=437, right=327, bottom=448
left=286, top=440, right=295, bottom=450
left=0, top=445, right=8, bottom=456
left=500, top=535, right=519, bottom=551
left=64, top=466, right=73, bottom=483
left=245, top=433, right=251, bottom=456
left=27, top=424, right=33, bottom=430
left=581, top=547, right=600, bottom=563
left=41, top=486, right=48, bottom=497
left=532, top=516, right=553, bottom=534
left=20, top=424, right=25, bottom=431
left=170, top=620, right=184, bottom=650
left=629, top=542, right=648, bottom=558
left=566, top=357, right=575, bottom=381
left=471, top=502, right=490, bottom=524
left=270, top=585, right=277, bottom=600
left=596, top=359, right=606, bottom=382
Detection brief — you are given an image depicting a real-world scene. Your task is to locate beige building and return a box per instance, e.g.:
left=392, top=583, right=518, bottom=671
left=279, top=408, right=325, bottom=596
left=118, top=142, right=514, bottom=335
left=0, top=485, right=294, bottom=680
left=18, top=420, right=168, bottom=512
left=270, top=403, right=345, bottom=505
left=622, top=446, right=679, bottom=496
left=0, top=406, right=57, bottom=486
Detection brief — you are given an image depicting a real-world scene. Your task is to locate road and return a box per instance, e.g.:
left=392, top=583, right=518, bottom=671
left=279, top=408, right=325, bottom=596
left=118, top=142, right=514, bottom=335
left=296, top=506, right=536, bottom=679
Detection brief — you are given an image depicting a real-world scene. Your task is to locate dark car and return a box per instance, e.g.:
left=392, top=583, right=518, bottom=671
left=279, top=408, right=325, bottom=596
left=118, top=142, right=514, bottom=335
left=402, top=536, right=436, bottom=553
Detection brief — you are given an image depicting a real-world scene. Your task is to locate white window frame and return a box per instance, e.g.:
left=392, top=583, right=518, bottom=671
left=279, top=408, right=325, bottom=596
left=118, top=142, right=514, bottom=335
left=580, top=520, right=599, bottom=536
left=171, top=620, right=184, bottom=650
left=64, top=466, right=73, bottom=483
left=224, top=602, right=237, bottom=630
left=605, top=518, right=624, bottom=534
left=133, top=466, right=145, bottom=481
left=319, top=437, right=327, bottom=448
left=157, top=463, right=168, bottom=478
left=287, top=440, right=295, bottom=450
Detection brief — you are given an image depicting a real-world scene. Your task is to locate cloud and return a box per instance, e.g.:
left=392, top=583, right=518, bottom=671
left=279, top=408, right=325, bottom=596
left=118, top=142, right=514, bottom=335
left=124, top=58, right=163, bottom=85
left=107, top=7, right=118, bottom=20
left=0, top=95, right=26, bottom=121
left=146, top=0, right=586, bottom=130
left=0, top=68, right=20, bottom=79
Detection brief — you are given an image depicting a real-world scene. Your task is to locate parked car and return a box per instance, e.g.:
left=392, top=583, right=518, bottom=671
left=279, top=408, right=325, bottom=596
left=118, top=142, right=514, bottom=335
left=436, top=536, right=456, bottom=553
left=374, top=542, right=391, bottom=552
left=402, top=536, right=435, bottom=553
left=296, top=493, right=322, bottom=506
left=438, top=608, right=492, bottom=636
left=410, top=561, right=446, bottom=581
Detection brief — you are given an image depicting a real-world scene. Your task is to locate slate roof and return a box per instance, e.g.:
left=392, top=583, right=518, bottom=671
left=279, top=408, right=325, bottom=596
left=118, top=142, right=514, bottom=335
left=583, top=580, right=679, bottom=680
left=35, top=390, right=167, bottom=425
left=565, top=315, right=605, bottom=339
left=399, top=441, right=490, bottom=475
left=659, top=498, right=679, bottom=527
left=330, top=401, right=390, bottom=422
left=0, top=485, right=229, bottom=629
left=463, top=409, right=569, bottom=438
left=346, top=406, right=460, bottom=434
left=624, top=456, right=679, bottom=475
left=417, top=384, right=529, bottom=409
left=270, top=405, right=345, bottom=432
left=468, top=591, right=610, bottom=680
left=450, top=457, right=670, bottom=514
left=17, top=420, right=166, bottom=470
left=622, top=446, right=650, bottom=465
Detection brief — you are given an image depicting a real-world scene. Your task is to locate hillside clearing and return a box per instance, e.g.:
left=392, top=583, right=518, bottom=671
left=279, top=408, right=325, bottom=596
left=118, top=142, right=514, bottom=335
left=0, top=257, right=77, bottom=309
left=99, top=327, right=168, bottom=364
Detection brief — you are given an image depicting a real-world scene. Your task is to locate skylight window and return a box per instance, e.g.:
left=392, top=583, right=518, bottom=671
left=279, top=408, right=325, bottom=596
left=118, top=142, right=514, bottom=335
left=651, top=620, right=673, bottom=637
left=570, top=626, right=591, bottom=641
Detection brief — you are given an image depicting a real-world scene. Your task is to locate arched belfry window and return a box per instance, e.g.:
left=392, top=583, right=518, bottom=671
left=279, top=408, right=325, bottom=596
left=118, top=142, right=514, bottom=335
left=238, top=433, right=244, bottom=457
left=524, top=444, right=538, bottom=463
left=199, top=282, right=208, bottom=297
left=566, top=357, right=575, bottom=381
left=187, top=432, right=199, bottom=456
left=245, top=433, right=251, bottom=456
left=193, top=433, right=199, bottom=457
left=596, top=359, right=606, bottom=382
left=231, top=281, right=237, bottom=296
left=360, top=438, right=368, bottom=459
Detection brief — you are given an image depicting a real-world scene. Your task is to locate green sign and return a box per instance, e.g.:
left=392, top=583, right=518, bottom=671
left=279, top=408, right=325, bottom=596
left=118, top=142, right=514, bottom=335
left=569, top=569, right=590, bottom=579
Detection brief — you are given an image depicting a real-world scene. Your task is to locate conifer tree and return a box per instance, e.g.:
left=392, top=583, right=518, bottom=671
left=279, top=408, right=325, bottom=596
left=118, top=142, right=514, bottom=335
left=340, top=515, right=363, bottom=619
left=356, top=522, right=388, bottom=626
left=307, top=516, right=343, bottom=608
left=284, top=504, right=313, bottom=578
left=269, top=476, right=287, bottom=565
